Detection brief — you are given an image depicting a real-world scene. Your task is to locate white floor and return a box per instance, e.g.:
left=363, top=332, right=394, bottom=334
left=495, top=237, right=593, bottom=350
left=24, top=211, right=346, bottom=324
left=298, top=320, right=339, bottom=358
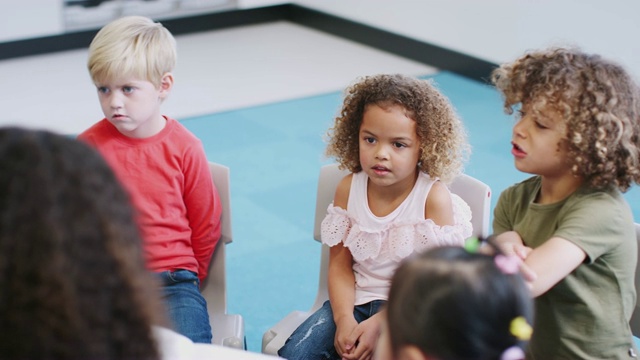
left=0, top=21, right=436, bottom=135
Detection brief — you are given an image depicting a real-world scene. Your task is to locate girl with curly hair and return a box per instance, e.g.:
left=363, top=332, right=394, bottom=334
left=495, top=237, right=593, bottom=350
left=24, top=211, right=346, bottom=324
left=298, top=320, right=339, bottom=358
left=376, top=244, right=533, bottom=360
left=279, top=74, right=472, bottom=360
left=491, top=47, right=640, bottom=359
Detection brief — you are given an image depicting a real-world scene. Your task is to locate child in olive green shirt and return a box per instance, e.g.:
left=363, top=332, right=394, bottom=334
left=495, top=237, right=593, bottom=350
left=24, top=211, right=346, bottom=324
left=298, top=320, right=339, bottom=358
left=491, top=47, right=640, bottom=359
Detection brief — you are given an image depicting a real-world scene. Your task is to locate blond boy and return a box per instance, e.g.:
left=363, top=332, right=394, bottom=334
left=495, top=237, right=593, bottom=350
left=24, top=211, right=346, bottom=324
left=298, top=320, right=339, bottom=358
left=79, top=16, right=221, bottom=344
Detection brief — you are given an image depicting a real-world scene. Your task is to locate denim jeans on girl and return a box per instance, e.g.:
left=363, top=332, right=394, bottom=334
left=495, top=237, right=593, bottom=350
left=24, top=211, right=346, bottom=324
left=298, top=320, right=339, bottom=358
left=158, top=269, right=212, bottom=343
left=278, top=299, right=386, bottom=360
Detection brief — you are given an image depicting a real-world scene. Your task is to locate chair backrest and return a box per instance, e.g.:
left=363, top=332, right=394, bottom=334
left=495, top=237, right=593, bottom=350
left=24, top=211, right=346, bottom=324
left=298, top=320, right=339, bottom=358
left=309, top=164, right=349, bottom=312
left=630, top=223, right=640, bottom=336
left=210, top=162, right=233, bottom=245
left=448, top=173, right=491, bottom=238
left=313, top=164, right=350, bottom=241
left=308, top=164, right=492, bottom=313
left=201, top=162, right=233, bottom=315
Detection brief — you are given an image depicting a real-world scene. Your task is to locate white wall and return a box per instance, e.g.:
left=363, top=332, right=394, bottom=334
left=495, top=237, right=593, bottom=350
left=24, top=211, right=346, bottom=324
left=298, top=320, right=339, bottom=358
left=0, top=0, right=242, bottom=41
left=294, top=0, right=640, bottom=79
left=0, top=1, right=64, bottom=42
left=2, top=0, right=637, bottom=78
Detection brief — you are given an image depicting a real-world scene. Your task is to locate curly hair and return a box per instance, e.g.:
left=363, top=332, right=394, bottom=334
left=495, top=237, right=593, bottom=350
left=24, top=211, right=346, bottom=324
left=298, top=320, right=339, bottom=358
left=387, top=246, right=533, bottom=360
left=325, top=74, right=469, bottom=183
left=491, top=47, right=640, bottom=191
left=0, top=128, right=163, bottom=359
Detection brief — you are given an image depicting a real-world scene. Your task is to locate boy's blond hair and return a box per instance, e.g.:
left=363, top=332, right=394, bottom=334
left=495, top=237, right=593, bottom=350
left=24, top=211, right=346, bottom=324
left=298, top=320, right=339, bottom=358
left=88, top=16, right=176, bottom=87
left=492, top=47, right=640, bottom=191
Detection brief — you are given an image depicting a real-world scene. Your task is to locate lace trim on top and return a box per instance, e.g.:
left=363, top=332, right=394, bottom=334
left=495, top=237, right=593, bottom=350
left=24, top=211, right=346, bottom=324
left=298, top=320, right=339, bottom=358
left=321, top=194, right=473, bottom=262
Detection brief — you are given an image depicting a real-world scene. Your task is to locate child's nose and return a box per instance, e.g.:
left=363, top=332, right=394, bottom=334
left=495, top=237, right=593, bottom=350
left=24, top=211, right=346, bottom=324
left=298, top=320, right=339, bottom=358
left=513, top=118, right=527, bottom=137
left=109, top=94, right=123, bottom=109
left=375, top=144, right=389, bottom=160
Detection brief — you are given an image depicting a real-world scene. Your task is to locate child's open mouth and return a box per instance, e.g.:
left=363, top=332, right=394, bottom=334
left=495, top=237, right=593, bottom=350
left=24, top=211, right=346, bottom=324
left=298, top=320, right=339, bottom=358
left=511, top=142, right=526, bottom=158
left=372, top=165, right=390, bottom=175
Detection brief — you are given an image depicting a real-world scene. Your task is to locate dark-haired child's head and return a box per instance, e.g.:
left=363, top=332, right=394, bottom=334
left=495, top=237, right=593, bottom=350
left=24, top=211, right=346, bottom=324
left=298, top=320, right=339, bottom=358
left=0, top=127, right=163, bottom=359
left=491, top=47, right=640, bottom=191
left=377, top=246, right=533, bottom=360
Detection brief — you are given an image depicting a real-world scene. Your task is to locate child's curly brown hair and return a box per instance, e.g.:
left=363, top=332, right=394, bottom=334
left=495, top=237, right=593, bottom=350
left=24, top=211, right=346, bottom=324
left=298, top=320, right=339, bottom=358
left=325, top=74, right=469, bottom=183
left=491, top=47, right=640, bottom=191
left=0, top=128, right=164, bottom=359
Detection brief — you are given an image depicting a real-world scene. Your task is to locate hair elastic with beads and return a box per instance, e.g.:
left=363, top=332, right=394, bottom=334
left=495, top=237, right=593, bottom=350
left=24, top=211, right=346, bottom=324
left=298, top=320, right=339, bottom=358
left=498, top=317, right=532, bottom=360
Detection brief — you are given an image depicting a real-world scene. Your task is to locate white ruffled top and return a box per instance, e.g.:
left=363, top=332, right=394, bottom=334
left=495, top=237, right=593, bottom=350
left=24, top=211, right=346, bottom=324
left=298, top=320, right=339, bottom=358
left=321, top=171, right=472, bottom=304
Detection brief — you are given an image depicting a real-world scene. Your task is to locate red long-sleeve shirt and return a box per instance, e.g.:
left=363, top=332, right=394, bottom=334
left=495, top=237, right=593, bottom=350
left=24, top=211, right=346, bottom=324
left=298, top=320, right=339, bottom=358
left=79, top=117, right=221, bottom=281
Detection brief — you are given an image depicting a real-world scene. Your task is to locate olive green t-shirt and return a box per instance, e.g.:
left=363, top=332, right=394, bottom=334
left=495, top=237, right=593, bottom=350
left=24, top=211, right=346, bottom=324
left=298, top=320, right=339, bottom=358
left=493, top=176, right=638, bottom=359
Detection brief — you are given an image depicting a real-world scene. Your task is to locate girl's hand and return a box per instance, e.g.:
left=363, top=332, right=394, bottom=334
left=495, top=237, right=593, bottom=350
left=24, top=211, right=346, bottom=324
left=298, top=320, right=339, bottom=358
left=341, top=313, right=383, bottom=360
left=334, top=315, right=358, bottom=358
left=494, top=231, right=531, bottom=259
left=519, top=261, right=538, bottom=290
left=488, top=231, right=537, bottom=287
left=510, top=242, right=533, bottom=260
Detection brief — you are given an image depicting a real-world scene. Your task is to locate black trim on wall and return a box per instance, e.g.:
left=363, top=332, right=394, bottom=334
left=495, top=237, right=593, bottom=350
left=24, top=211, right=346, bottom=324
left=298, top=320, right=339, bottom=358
left=0, top=3, right=496, bottom=83
left=161, top=4, right=287, bottom=36
left=0, top=5, right=288, bottom=62
left=283, top=5, right=496, bottom=83
left=0, top=30, right=97, bottom=61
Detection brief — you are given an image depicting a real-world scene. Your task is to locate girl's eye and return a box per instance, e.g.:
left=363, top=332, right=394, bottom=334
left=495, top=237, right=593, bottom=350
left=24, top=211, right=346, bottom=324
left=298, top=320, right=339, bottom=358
left=123, top=86, right=134, bottom=94
left=364, top=137, right=376, bottom=144
left=393, top=142, right=406, bottom=148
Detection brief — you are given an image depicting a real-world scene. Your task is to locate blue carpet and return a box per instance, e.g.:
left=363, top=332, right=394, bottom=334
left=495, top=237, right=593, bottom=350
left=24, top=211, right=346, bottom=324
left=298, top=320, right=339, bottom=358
left=180, top=71, right=640, bottom=353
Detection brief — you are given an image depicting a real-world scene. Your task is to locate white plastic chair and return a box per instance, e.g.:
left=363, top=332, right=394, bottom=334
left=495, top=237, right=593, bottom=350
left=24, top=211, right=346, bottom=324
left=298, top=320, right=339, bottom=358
left=629, top=223, right=640, bottom=336
left=200, top=162, right=245, bottom=348
left=448, top=173, right=492, bottom=238
left=261, top=163, right=492, bottom=355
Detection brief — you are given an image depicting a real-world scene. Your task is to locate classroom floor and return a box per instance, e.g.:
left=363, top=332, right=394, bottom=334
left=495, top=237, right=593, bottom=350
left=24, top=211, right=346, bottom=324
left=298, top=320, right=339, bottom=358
left=1, top=20, right=638, bottom=354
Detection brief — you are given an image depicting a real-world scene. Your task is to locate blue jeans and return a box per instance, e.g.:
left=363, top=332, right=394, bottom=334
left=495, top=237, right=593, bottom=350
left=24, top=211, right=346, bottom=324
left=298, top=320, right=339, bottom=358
left=158, top=269, right=212, bottom=343
left=278, top=300, right=386, bottom=360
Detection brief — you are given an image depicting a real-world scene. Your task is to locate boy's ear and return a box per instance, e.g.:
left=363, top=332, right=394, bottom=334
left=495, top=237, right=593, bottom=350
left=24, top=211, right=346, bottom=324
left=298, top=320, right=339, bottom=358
left=159, top=72, right=174, bottom=98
